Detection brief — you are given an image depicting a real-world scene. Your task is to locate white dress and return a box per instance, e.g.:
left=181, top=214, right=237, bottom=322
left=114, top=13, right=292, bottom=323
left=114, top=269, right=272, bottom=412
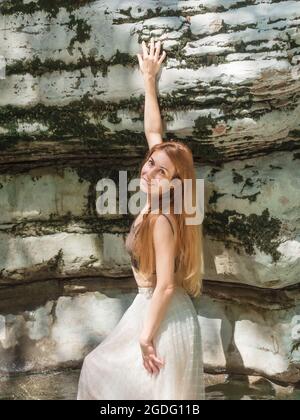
left=77, top=285, right=205, bottom=400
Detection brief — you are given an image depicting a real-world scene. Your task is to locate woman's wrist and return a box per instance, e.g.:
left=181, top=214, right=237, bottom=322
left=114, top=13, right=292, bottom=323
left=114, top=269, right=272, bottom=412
left=139, top=334, right=152, bottom=345
left=143, top=73, right=156, bottom=83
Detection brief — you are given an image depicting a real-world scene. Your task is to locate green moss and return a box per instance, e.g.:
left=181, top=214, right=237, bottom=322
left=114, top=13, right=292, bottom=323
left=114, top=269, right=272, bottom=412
left=110, top=50, right=137, bottom=68
left=209, top=191, right=226, bottom=205
left=163, top=84, right=255, bottom=125
left=235, top=40, right=247, bottom=53
left=118, top=7, right=133, bottom=17
left=193, top=115, right=214, bottom=137
left=229, top=0, right=257, bottom=10
left=293, top=152, right=300, bottom=160
left=113, top=4, right=237, bottom=25
left=0, top=111, right=107, bottom=149
left=0, top=115, right=38, bottom=151
left=241, top=178, right=254, bottom=191
left=232, top=191, right=261, bottom=202
left=6, top=50, right=138, bottom=78
left=291, top=342, right=300, bottom=354
left=224, top=22, right=257, bottom=33
left=286, top=32, right=299, bottom=50
left=160, top=92, right=196, bottom=110
left=182, top=51, right=227, bottom=69
left=107, top=112, right=122, bottom=124
left=47, top=249, right=65, bottom=272
left=78, top=168, right=101, bottom=217
left=269, top=164, right=283, bottom=169
left=31, top=175, right=43, bottom=182
left=162, top=113, right=175, bottom=122
left=167, top=21, right=256, bottom=67
left=232, top=170, right=244, bottom=184
left=67, top=14, right=92, bottom=54
left=75, top=166, right=138, bottom=217
left=167, top=27, right=198, bottom=63
left=184, top=139, right=221, bottom=161
left=0, top=0, right=94, bottom=17
left=0, top=94, right=147, bottom=147
left=266, top=140, right=300, bottom=158
left=6, top=56, right=86, bottom=77
left=76, top=163, right=139, bottom=218
left=112, top=3, right=260, bottom=25
left=8, top=213, right=132, bottom=236
left=203, top=208, right=282, bottom=262
left=58, top=212, right=73, bottom=224
left=4, top=213, right=136, bottom=237
left=0, top=0, right=45, bottom=15
left=113, top=6, right=183, bottom=24
left=6, top=55, right=254, bottom=124
left=235, top=37, right=283, bottom=54
left=106, top=129, right=146, bottom=146
left=208, top=167, right=222, bottom=180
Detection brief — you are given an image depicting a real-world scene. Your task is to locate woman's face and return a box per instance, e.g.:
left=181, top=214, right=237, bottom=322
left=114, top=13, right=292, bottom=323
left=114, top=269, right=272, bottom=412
left=140, top=150, right=176, bottom=196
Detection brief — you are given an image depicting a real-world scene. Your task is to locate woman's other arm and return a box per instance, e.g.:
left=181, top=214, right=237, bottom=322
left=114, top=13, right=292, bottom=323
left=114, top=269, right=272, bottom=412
left=139, top=216, right=177, bottom=374
left=137, top=38, right=167, bottom=150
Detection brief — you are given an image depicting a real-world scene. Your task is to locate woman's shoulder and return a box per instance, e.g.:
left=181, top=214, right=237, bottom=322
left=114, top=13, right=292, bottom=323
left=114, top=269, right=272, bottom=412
left=153, top=213, right=177, bottom=237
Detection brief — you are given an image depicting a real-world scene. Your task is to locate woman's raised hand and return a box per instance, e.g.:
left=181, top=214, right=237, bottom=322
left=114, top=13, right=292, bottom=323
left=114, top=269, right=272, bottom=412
left=137, top=38, right=167, bottom=78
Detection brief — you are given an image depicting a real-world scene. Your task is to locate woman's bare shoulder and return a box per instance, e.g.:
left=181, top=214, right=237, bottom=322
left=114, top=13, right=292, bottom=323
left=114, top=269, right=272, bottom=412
left=153, top=213, right=177, bottom=237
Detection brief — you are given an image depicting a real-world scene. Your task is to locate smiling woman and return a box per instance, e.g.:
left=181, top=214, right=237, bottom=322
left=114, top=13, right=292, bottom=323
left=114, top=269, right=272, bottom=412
left=77, top=38, right=205, bottom=401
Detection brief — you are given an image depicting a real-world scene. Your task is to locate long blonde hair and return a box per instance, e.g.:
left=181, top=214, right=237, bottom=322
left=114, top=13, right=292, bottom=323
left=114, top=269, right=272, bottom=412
left=132, top=141, right=204, bottom=298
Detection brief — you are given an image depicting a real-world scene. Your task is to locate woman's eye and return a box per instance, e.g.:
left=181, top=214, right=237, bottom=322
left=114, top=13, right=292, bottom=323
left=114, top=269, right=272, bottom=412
left=148, top=160, right=165, bottom=175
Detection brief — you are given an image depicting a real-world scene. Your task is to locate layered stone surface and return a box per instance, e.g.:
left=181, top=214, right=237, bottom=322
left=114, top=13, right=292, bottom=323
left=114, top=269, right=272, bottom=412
left=0, top=0, right=299, bottom=390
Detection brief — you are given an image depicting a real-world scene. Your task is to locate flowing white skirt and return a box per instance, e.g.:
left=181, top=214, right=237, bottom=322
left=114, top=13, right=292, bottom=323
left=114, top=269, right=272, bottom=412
left=77, top=285, right=205, bottom=400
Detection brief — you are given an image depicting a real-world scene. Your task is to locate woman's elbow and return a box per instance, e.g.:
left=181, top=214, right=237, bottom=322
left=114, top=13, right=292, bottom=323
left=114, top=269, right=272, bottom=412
left=155, top=284, right=176, bottom=295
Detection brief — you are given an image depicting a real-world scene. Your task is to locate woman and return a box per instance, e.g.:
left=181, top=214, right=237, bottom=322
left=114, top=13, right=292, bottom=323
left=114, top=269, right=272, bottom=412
left=77, top=38, right=205, bottom=400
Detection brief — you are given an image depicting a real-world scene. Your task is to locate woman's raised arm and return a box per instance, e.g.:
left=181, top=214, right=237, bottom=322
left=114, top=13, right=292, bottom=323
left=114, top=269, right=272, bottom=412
left=137, top=38, right=167, bottom=150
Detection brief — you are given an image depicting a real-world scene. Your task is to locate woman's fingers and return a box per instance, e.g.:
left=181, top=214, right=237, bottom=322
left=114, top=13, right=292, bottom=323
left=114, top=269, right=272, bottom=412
left=149, top=37, right=155, bottom=56
left=148, top=358, right=159, bottom=374
left=137, top=53, right=143, bottom=71
left=143, top=355, right=162, bottom=374
left=158, top=50, right=167, bottom=65
left=149, top=355, right=164, bottom=372
left=152, top=355, right=164, bottom=366
left=149, top=353, right=164, bottom=365
left=143, top=359, right=152, bottom=374
left=154, top=40, right=161, bottom=60
left=144, top=358, right=155, bottom=374
left=142, top=40, right=149, bottom=58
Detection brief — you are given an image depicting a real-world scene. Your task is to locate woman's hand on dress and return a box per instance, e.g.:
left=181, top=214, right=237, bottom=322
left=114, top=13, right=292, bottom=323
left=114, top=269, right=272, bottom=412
left=139, top=338, right=165, bottom=375
left=137, top=38, right=167, bottom=79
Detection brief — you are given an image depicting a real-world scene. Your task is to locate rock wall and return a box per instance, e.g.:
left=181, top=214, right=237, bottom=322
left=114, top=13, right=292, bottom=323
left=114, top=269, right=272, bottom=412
left=0, top=0, right=299, bottom=386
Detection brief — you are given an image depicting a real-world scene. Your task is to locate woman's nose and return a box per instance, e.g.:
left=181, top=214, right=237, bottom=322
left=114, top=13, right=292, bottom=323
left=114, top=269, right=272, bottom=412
left=146, top=167, right=156, bottom=178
